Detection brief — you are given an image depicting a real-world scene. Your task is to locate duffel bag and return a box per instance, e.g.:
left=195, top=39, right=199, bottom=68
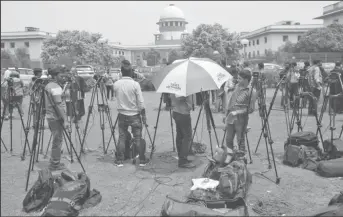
left=41, top=173, right=91, bottom=216
left=23, top=169, right=55, bottom=213
left=323, top=139, right=343, bottom=159
left=160, top=196, right=248, bottom=216
left=287, top=131, right=319, bottom=148
left=317, top=158, right=343, bottom=178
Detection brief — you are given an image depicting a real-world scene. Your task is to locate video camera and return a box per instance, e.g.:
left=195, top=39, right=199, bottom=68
left=326, top=72, right=341, bottom=84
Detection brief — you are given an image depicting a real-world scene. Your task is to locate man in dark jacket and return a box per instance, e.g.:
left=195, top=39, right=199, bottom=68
left=329, top=62, right=343, bottom=113
left=300, top=61, right=310, bottom=108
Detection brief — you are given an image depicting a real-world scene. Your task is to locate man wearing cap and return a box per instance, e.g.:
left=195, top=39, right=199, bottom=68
left=45, top=68, right=69, bottom=171
left=113, top=60, right=149, bottom=167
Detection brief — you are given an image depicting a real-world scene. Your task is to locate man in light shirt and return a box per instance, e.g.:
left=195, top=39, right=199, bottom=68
left=113, top=60, right=148, bottom=167
left=170, top=94, right=196, bottom=168
left=308, top=60, right=323, bottom=116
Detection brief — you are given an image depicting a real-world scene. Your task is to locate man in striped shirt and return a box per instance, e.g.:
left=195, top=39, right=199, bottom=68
left=224, top=69, right=257, bottom=154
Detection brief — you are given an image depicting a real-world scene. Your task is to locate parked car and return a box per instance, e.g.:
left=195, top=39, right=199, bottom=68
left=263, top=63, right=284, bottom=72
left=75, top=65, right=95, bottom=78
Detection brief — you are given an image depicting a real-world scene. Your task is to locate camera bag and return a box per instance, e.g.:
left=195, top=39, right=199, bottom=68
left=287, top=131, right=319, bottom=148
left=317, top=158, right=343, bottom=178
left=41, top=173, right=90, bottom=216
left=323, top=139, right=343, bottom=159
left=23, top=169, right=55, bottom=213
left=160, top=196, right=248, bottom=216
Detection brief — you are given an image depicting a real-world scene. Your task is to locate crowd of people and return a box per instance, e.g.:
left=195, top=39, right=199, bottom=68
left=1, top=58, right=342, bottom=171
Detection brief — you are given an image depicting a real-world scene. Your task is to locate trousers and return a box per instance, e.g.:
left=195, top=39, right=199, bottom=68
left=117, top=113, right=144, bottom=161
left=226, top=115, right=248, bottom=152
left=47, top=119, right=63, bottom=166
left=308, top=88, right=321, bottom=115
left=172, top=111, right=192, bottom=162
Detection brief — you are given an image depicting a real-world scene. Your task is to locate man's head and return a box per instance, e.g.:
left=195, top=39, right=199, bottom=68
left=238, top=69, right=252, bottom=87
left=243, top=61, right=250, bottom=68
left=49, top=67, right=63, bottom=82
left=33, top=68, right=43, bottom=78
left=258, top=62, right=264, bottom=70
left=14, top=66, right=19, bottom=71
left=9, top=71, right=19, bottom=78
left=284, top=62, right=290, bottom=70
left=121, top=60, right=133, bottom=77
left=292, top=62, right=297, bottom=68
left=304, top=61, right=310, bottom=67
left=312, top=60, right=320, bottom=66
left=335, top=61, right=341, bottom=68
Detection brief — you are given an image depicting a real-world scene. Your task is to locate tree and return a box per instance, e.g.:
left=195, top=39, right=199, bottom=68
left=181, top=23, right=242, bottom=62
left=41, top=30, right=116, bottom=69
left=295, top=24, right=343, bottom=52
left=145, top=49, right=161, bottom=66
left=279, top=41, right=300, bottom=53
left=167, top=49, right=184, bottom=64
left=1, top=49, right=18, bottom=68
left=15, top=47, right=31, bottom=68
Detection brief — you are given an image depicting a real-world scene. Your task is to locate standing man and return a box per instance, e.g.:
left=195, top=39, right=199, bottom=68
left=170, top=93, right=196, bottom=168
left=224, top=70, right=256, bottom=156
left=329, top=62, right=343, bottom=114
left=280, top=62, right=290, bottom=108
left=308, top=60, right=323, bottom=116
left=45, top=68, right=69, bottom=171
left=300, top=61, right=311, bottom=108
left=113, top=60, right=148, bottom=167
left=287, top=62, right=300, bottom=108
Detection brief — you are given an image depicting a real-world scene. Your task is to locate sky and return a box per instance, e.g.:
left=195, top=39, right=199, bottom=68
left=1, top=1, right=336, bottom=45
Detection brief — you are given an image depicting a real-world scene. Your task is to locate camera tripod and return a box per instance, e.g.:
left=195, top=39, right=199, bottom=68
left=251, top=73, right=280, bottom=184
left=0, top=81, right=31, bottom=155
left=79, top=77, right=118, bottom=157
left=25, top=80, right=85, bottom=191
left=289, top=77, right=308, bottom=134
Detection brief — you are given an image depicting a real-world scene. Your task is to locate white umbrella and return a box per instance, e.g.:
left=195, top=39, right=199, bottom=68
left=152, top=57, right=232, bottom=96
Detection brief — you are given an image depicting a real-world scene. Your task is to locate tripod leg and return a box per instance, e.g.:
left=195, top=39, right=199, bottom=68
left=208, top=131, right=214, bottom=157
left=16, top=103, right=32, bottom=159
left=189, top=103, right=203, bottom=152
left=1, top=138, right=8, bottom=152
left=169, top=108, right=176, bottom=152
left=9, top=101, right=13, bottom=153
left=36, top=116, right=44, bottom=162
left=150, top=94, right=164, bottom=159
left=21, top=101, right=34, bottom=160
left=245, top=131, right=253, bottom=164
left=79, top=84, right=98, bottom=156
left=105, top=114, right=118, bottom=154
left=340, top=125, right=343, bottom=139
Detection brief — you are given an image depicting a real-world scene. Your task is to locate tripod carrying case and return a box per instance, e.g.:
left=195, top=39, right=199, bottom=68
left=286, top=131, right=319, bottom=148
left=323, top=139, right=343, bottom=159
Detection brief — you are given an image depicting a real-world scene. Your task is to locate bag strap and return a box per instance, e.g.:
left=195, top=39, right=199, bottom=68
left=50, top=197, right=82, bottom=211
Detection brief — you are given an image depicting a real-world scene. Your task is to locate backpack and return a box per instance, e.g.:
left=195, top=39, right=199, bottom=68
left=284, top=144, right=320, bottom=167
left=323, top=139, right=343, bottom=159
left=23, top=169, right=55, bottom=213
left=201, top=159, right=252, bottom=201
left=41, top=173, right=91, bottom=216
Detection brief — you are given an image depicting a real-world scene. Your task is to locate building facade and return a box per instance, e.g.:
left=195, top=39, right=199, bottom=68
left=1, top=27, right=55, bottom=68
left=240, top=21, right=322, bottom=59
left=111, top=4, right=188, bottom=66
left=314, top=1, right=343, bottom=27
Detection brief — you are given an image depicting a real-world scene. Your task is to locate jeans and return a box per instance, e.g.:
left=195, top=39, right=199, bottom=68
left=308, top=88, right=321, bottom=115
left=106, top=85, right=114, bottom=99
left=117, top=113, right=143, bottom=161
left=289, top=83, right=299, bottom=107
left=172, top=112, right=192, bottom=162
left=47, top=119, right=63, bottom=166
left=226, top=115, right=248, bottom=152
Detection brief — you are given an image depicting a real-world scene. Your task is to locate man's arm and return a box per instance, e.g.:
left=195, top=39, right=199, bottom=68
left=135, top=82, right=145, bottom=111
left=224, top=78, right=235, bottom=93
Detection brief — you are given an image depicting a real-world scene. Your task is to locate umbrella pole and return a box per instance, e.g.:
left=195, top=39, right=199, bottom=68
left=150, top=93, right=164, bottom=160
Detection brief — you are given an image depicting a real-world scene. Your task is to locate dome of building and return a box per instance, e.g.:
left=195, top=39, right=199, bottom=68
left=160, top=4, right=185, bottom=20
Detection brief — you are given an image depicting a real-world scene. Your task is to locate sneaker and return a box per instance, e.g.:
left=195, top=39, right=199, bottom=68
left=139, top=158, right=150, bottom=167
left=178, top=161, right=196, bottom=168
left=49, top=163, right=66, bottom=171
left=114, top=160, right=124, bottom=167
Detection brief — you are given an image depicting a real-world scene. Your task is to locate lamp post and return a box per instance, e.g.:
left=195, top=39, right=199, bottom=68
left=240, top=39, right=249, bottom=61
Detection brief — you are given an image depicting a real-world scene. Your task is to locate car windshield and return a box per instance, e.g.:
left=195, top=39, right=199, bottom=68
left=76, top=66, right=93, bottom=71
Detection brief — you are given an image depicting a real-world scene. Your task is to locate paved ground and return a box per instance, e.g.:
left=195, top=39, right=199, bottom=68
left=1, top=89, right=343, bottom=216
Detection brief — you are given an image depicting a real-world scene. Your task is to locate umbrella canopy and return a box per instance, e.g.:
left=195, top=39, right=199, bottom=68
left=152, top=57, right=232, bottom=96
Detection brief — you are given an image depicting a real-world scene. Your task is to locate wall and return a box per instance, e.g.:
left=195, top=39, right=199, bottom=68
left=1, top=38, right=44, bottom=63
left=323, top=12, right=343, bottom=26
left=242, top=32, right=306, bottom=58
